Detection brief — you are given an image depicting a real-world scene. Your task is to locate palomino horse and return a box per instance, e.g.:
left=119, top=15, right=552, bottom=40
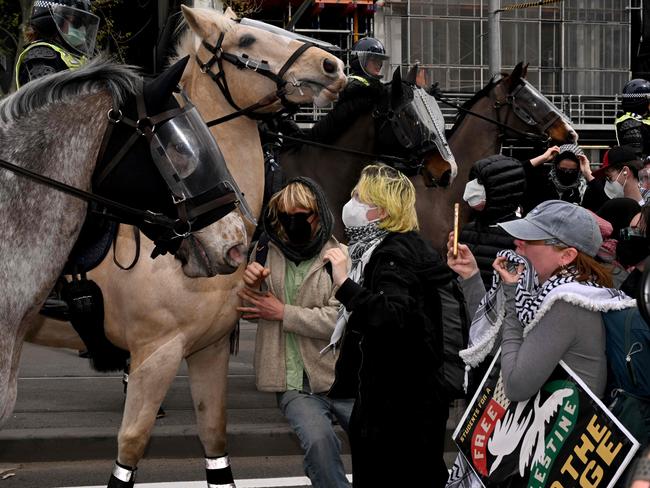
left=1, top=58, right=247, bottom=424
left=24, top=6, right=346, bottom=487
left=280, top=65, right=458, bottom=243
left=423, top=62, right=578, bottom=251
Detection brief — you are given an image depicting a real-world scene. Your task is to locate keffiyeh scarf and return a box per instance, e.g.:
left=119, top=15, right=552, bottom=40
left=322, top=223, right=389, bottom=353
left=460, top=249, right=635, bottom=370
left=549, top=166, right=587, bottom=200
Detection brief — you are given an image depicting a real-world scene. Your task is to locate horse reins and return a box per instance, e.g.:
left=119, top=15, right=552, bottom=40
left=0, top=156, right=178, bottom=231
left=433, top=88, right=552, bottom=144
left=263, top=131, right=418, bottom=169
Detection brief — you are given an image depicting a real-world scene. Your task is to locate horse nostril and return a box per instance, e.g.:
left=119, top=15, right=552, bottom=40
left=439, top=170, right=451, bottom=187
left=323, top=58, right=337, bottom=74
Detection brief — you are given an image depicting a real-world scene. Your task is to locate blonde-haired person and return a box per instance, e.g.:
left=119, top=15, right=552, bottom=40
left=237, top=177, right=354, bottom=488
left=325, top=164, right=453, bottom=487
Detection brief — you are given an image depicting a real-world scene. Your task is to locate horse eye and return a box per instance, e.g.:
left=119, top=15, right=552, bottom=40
left=239, top=35, right=256, bottom=48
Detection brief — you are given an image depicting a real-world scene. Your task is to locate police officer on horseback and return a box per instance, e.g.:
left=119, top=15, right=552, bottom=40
left=309, top=36, right=389, bottom=143
left=15, top=0, right=99, bottom=89
left=615, top=78, right=650, bottom=161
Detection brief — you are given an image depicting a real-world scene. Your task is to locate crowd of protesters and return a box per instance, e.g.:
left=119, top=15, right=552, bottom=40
left=240, top=93, right=650, bottom=486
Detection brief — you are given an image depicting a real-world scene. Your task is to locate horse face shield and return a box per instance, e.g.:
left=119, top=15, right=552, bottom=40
left=150, top=103, right=255, bottom=230
left=390, top=88, right=456, bottom=165
left=509, top=80, right=570, bottom=131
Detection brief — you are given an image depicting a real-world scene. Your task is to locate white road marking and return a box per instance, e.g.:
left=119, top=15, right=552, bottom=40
left=59, top=475, right=353, bottom=487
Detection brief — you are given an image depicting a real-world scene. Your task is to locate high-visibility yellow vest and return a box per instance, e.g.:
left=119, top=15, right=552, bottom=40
left=15, top=41, right=86, bottom=89
left=348, top=74, right=370, bottom=87
left=615, top=112, right=650, bottom=126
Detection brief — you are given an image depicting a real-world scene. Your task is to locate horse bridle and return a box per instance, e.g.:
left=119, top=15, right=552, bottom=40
left=436, top=78, right=562, bottom=144
left=93, top=82, right=240, bottom=256
left=197, top=29, right=317, bottom=117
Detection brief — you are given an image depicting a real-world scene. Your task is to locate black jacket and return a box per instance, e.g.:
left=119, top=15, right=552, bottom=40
left=521, top=160, right=585, bottom=214
left=461, top=220, right=516, bottom=288
left=329, top=231, right=452, bottom=487
left=460, top=155, right=524, bottom=288
left=309, top=75, right=384, bottom=143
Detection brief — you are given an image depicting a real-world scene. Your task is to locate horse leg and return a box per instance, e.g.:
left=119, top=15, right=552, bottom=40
left=107, top=335, right=184, bottom=488
left=186, top=336, right=235, bottom=488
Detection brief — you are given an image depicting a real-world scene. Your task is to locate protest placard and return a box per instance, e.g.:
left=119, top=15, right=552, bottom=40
left=452, top=353, right=640, bottom=488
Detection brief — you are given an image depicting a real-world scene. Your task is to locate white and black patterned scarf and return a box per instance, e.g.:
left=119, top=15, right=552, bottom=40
left=460, top=249, right=634, bottom=370
left=548, top=166, right=587, bottom=200
left=447, top=249, right=634, bottom=488
left=322, top=223, right=389, bottom=353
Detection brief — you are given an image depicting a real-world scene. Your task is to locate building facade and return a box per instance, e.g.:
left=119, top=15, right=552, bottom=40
left=374, top=0, right=634, bottom=150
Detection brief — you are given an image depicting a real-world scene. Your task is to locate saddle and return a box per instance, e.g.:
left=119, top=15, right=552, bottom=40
left=40, top=205, right=118, bottom=321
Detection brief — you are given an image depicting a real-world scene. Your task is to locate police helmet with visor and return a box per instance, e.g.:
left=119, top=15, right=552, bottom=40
left=621, top=78, right=650, bottom=115
left=31, top=0, right=99, bottom=58
left=350, top=37, right=389, bottom=80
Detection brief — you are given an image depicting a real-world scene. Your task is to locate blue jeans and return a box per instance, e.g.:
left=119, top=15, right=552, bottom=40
left=278, top=390, right=354, bottom=488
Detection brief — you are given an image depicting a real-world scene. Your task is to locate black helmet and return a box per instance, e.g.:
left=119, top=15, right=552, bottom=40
left=30, top=0, right=99, bottom=57
left=622, top=78, right=650, bottom=114
left=350, top=37, right=389, bottom=80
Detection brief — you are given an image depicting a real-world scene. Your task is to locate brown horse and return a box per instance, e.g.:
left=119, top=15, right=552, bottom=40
left=280, top=65, right=458, bottom=243
left=421, top=62, right=577, bottom=251
left=281, top=62, right=577, bottom=252
left=23, top=6, right=346, bottom=487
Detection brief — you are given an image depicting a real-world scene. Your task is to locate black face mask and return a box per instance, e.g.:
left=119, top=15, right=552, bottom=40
left=556, top=168, right=580, bottom=186
left=616, top=235, right=650, bottom=267
left=278, top=212, right=313, bottom=246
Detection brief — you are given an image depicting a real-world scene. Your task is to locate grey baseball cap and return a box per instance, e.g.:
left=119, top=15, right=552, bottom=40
left=497, top=200, right=602, bottom=257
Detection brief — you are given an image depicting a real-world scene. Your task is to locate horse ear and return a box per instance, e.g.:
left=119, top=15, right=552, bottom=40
left=223, top=7, right=238, bottom=19
left=504, top=61, right=527, bottom=92
left=144, top=56, right=190, bottom=114
left=182, top=5, right=220, bottom=40
left=391, top=67, right=403, bottom=106
left=510, top=62, right=525, bottom=83
left=415, top=67, right=427, bottom=88
left=405, top=64, right=418, bottom=85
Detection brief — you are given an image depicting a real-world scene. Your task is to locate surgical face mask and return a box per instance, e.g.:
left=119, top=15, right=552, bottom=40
left=278, top=212, right=313, bottom=245
left=462, top=178, right=486, bottom=209
left=604, top=170, right=628, bottom=199
left=342, top=198, right=379, bottom=228
left=66, top=25, right=87, bottom=49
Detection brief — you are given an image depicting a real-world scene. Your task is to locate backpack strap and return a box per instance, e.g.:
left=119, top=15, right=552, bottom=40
left=625, top=309, right=642, bottom=388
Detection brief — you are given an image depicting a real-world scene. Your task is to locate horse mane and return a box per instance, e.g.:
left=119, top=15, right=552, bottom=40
left=0, top=56, right=140, bottom=123
left=173, top=9, right=237, bottom=62
left=447, top=78, right=499, bottom=137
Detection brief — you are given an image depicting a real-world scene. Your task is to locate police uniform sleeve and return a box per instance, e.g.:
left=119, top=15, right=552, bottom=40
left=18, top=45, right=68, bottom=86
left=616, top=116, right=644, bottom=158
left=308, top=80, right=385, bottom=143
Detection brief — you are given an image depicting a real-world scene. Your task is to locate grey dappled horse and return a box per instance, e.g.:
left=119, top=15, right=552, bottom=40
left=0, top=58, right=247, bottom=425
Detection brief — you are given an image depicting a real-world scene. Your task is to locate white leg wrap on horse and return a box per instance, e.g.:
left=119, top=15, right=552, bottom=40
left=107, top=461, right=136, bottom=488
left=205, top=454, right=235, bottom=488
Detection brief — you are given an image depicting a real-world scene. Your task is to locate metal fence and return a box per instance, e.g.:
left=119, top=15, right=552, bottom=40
left=295, top=93, right=623, bottom=129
